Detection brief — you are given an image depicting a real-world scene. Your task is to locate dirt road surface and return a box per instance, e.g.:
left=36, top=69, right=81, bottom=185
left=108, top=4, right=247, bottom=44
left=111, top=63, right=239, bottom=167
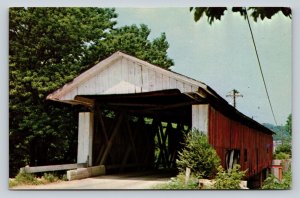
left=12, top=171, right=173, bottom=190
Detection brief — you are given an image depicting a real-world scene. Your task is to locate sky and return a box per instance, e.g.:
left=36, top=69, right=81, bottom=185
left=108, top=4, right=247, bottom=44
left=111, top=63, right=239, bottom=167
left=115, top=8, right=292, bottom=125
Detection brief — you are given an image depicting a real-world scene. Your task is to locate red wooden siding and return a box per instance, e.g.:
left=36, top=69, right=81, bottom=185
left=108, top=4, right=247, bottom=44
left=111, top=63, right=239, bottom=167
left=208, top=106, right=273, bottom=178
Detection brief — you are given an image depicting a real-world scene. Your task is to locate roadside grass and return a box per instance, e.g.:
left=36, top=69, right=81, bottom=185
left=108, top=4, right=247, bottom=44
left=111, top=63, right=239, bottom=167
left=152, top=174, right=198, bottom=190
left=9, top=171, right=67, bottom=188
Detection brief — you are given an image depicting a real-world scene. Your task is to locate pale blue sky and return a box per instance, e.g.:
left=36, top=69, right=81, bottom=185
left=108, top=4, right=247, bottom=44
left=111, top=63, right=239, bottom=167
left=116, top=8, right=292, bottom=125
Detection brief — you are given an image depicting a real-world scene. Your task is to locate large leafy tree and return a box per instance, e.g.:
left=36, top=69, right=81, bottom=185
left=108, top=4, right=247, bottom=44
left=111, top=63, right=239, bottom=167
left=9, top=7, right=118, bottom=177
left=190, top=7, right=291, bottom=24
left=9, top=8, right=173, bottom=177
left=83, top=24, right=173, bottom=69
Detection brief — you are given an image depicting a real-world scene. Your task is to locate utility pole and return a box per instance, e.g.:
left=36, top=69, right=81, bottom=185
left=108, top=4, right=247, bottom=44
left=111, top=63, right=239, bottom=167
left=226, top=89, right=243, bottom=108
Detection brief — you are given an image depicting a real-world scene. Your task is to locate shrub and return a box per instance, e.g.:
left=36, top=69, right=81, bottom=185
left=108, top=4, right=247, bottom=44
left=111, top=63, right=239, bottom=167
left=176, top=129, right=220, bottom=179
left=213, top=164, right=246, bottom=189
left=274, top=152, right=290, bottom=160
left=275, top=143, right=291, bottom=157
left=261, top=170, right=292, bottom=189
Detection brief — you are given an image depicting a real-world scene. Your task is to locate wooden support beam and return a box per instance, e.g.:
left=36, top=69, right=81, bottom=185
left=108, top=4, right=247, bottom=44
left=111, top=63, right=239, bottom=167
left=77, top=112, right=94, bottom=166
left=21, top=163, right=87, bottom=174
left=120, top=147, right=132, bottom=172
left=159, top=122, right=169, bottom=168
left=153, top=120, right=163, bottom=168
left=142, top=101, right=196, bottom=111
left=75, top=96, right=95, bottom=107
left=106, top=103, right=159, bottom=107
left=96, top=108, right=110, bottom=163
left=100, top=112, right=124, bottom=165
left=125, top=115, right=138, bottom=164
left=153, top=119, right=170, bottom=169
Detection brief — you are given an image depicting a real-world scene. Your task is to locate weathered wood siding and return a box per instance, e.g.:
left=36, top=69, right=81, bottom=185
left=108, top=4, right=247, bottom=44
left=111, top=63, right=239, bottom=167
left=61, top=57, right=199, bottom=100
left=208, top=106, right=273, bottom=178
left=78, top=112, right=94, bottom=166
left=192, top=104, right=209, bottom=134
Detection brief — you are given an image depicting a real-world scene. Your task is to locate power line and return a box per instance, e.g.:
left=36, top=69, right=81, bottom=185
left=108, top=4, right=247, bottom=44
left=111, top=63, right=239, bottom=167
left=245, top=9, right=278, bottom=125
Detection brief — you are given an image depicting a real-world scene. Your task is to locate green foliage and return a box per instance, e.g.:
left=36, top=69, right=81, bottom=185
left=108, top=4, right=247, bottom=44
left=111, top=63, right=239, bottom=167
left=176, top=129, right=220, bottom=179
left=101, top=24, right=174, bottom=69
left=261, top=170, right=292, bottom=189
left=285, top=114, right=292, bottom=136
left=42, top=173, right=59, bottom=183
left=152, top=174, right=198, bottom=190
left=191, top=7, right=227, bottom=24
left=9, top=171, right=41, bottom=188
left=275, top=143, right=292, bottom=157
left=263, top=123, right=289, bottom=141
left=274, top=152, right=290, bottom=160
left=61, top=174, right=68, bottom=181
left=190, top=7, right=291, bottom=24
left=213, top=164, right=246, bottom=189
left=9, top=7, right=173, bottom=177
left=263, top=113, right=292, bottom=143
left=9, top=171, right=62, bottom=188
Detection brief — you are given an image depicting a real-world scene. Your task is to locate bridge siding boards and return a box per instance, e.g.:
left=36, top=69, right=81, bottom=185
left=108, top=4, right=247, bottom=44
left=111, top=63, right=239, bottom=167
left=49, top=52, right=204, bottom=102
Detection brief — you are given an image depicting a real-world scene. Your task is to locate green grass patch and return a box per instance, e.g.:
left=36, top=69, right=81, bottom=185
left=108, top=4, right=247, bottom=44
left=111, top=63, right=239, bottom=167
left=9, top=171, right=66, bottom=188
left=152, top=174, right=198, bottom=190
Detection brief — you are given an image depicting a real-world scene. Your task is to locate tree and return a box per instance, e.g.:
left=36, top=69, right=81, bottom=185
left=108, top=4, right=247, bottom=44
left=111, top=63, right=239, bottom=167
left=9, top=8, right=174, bottom=177
left=10, top=7, right=118, bottom=177
left=176, top=129, right=220, bottom=179
left=285, top=114, right=292, bottom=136
left=190, top=7, right=291, bottom=24
left=86, top=24, right=174, bottom=69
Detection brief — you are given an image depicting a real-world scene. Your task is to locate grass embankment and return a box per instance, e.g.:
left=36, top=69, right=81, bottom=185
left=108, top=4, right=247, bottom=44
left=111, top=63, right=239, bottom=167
left=9, top=171, right=67, bottom=188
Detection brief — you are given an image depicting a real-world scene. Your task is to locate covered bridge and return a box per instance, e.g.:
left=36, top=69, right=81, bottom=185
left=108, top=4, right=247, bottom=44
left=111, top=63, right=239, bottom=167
left=47, top=51, right=273, bottom=184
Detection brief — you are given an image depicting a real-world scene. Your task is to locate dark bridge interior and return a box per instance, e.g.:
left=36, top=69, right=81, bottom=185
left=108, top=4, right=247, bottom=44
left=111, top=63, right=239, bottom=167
left=80, top=89, right=199, bottom=173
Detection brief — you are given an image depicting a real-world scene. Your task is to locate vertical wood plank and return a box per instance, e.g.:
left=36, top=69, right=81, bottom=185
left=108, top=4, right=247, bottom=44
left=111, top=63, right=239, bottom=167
left=121, top=57, right=129, bottom=82
left=97, top=67, right=108, bottom=94
left=162, top=75, right=170, bottom=89
left=155, top=72, right=163, bottom=90
left=183, top=83, right=192, bottom=92
left=78, top=112, right=94, bottom=166
left=113, top=59, right=122, bottom=93
left=141, top=66, right=149, bottom=92
left=134, top=63, right=142, bottom=93
left=169, top=78, right=176, bottom=89
left=148, top=69, right=155, bottom=91
left=192, top=104, right=208, bottom=134
left=85, top=77, right=96, bottom=95
left=128, top=60, right=135, bottom=84
left=176, top=80, right=184, bottom=92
